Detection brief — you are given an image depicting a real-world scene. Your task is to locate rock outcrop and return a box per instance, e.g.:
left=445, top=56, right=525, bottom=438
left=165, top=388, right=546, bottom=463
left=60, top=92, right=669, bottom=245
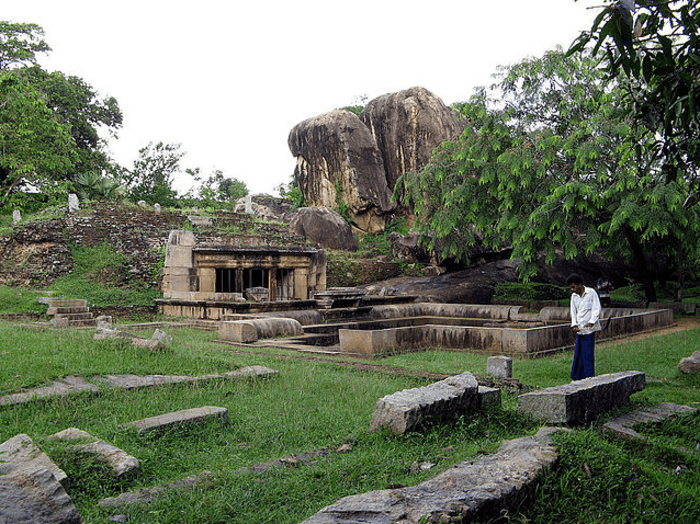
left=288, top=207, right=358, bottom=251
left=288, top=87, right=465, bottom=234
left=288, top=109, right=395, bottom=233
left=360, top=86, right=465, bottom=190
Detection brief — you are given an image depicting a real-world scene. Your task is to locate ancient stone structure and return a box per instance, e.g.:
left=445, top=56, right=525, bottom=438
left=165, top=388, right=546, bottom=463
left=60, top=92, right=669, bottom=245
left=517, top=371, right=646, bottom=424
left=160, top=230, right=326, bottom=313
left=288, top=109, right=395, bottom=233
left=332, top=304, right=673, bottom=356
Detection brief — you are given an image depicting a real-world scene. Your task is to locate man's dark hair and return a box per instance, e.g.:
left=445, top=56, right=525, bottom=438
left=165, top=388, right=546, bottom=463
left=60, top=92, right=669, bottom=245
left=566, top=274, right=584, bottom=285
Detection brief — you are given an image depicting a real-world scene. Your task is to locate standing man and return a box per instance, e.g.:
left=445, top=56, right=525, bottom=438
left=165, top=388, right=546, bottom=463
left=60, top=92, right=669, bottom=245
left=567, top=274, right=602, bottom=380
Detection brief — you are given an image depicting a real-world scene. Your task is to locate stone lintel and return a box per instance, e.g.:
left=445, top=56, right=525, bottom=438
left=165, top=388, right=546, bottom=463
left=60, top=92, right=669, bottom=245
left=516, top=371, right=646, bottom=424
left=119, top=406, right=229, bottom=433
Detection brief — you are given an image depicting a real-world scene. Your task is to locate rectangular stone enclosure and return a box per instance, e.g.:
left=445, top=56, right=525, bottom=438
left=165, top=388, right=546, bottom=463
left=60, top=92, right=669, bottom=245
left=336, top=305, right=673, bottom=356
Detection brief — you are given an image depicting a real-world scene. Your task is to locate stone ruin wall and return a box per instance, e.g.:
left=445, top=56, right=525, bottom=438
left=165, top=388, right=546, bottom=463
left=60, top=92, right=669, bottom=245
left=0, top=203, right=311, bottom=290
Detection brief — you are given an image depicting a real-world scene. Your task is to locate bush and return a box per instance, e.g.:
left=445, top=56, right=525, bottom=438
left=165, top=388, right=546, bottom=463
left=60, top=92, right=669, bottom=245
left=493, top=282, right=569, bottom=301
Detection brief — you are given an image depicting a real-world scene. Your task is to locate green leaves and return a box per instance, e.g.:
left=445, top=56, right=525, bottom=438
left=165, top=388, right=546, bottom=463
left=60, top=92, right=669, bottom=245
left=400, top=45, right=700, bottom=296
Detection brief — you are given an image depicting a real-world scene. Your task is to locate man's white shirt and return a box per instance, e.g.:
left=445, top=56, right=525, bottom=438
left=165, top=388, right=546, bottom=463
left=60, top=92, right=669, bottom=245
left=570, top=286, right=602, bottom=335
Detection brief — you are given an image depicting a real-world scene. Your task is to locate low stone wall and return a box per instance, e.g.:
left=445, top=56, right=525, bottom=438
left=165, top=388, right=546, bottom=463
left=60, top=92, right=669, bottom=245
left=157, top=299, right=317, bottom=320
left=369, top=303, right=523, bottom=321
left=338, top=308, right=674, bottom=356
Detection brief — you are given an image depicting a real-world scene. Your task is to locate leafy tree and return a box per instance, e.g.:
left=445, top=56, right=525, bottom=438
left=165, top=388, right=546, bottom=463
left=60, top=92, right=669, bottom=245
left=0, top=21, right=50, bottom=70
left=120, top=142, right=183, bottom=207
left=18, top=66, right=122, bottom=176
left=191, top=169, right=248, bottom=208
left=0, top=21, right=122, bottom=211
left=0, top=71, right=76, bottom=202
left=570, top=0, right=700, bottom=204
left=398, top=49, right=698, bottom=301
left=276, top=179, right=306, bottom=209
left=73, top=171, right=122, bottom=202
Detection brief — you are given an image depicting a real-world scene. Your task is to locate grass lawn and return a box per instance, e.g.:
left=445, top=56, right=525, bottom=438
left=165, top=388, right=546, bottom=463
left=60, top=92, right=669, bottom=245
left=1, top=318, right=699, bottom=524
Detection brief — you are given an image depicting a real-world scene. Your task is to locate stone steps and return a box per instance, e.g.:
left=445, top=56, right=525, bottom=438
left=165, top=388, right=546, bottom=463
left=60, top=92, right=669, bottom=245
left=41, top=297, right=96, bottom=327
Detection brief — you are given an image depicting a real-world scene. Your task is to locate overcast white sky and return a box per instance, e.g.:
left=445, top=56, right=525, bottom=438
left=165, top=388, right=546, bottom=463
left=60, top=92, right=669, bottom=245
left=6, top=1, right=599, bottom=196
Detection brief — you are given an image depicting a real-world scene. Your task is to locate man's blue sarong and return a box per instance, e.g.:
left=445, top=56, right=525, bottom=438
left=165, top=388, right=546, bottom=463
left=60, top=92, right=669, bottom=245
left=571, top=333, right=595, bottom=380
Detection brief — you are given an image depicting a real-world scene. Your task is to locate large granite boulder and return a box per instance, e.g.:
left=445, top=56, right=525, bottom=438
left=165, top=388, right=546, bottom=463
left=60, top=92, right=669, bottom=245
left=288, top=206, right=358, bottom=251
left=288, top=109, right=395, bottom=234
left=360, top=86, right=465, bottom=190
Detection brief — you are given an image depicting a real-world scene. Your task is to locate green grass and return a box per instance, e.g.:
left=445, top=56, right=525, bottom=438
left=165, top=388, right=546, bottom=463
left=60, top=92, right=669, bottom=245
left=1, top=318, right=699, bottom=523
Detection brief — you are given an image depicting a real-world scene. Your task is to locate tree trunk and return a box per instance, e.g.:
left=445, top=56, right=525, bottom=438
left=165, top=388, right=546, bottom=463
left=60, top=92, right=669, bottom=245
left=626, top=231, right=657, bottom=304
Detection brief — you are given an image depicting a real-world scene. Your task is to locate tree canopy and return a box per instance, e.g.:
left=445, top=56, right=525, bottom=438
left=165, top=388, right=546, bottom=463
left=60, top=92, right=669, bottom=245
left=0, top=21, right=122, bottom=210
left=569, top=0, right=700, bottom=205
left=398, top=48, right=699, bottom=301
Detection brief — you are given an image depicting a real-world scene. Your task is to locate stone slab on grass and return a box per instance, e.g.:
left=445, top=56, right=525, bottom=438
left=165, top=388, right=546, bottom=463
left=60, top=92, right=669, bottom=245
left=119, top=406, right=228, bottom=433
left=0, top=434, right=81, bottom=524
left=603, top=402, right=697, bottom=441
left=98, top=471, right=214, bottom=509
left=0, top=367, right=277, bottom=408
left=517, top=371, right=646, bottom=424
left=370, top=372, right=480, bottom=434
left=300, top=427, right=563, bottom=524
left=0, top=375, right=99, bottom=407
left=93, top=365, right=278, bottom=390
left=47, top=428, right=140, bottom=477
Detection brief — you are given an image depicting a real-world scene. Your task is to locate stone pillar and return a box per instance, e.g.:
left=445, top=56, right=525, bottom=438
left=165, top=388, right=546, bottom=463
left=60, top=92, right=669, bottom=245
left=162, top=230, right=197, bottom=298
left=199, top=267, right=216, bottom=293
left=12, top=210, right=21, bottom=224
left=245, top=195, right=252, bottom=214
left=294, top=268, right=309, bottom=299
left=487, top=356, right=513, bottom=378
left=68, top=193, right=79, bottom=213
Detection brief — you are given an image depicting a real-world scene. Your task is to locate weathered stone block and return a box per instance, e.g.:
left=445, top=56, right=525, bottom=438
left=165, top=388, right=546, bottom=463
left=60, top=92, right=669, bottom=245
left=219, top=321, right=259, bottom=343
left=517, top=371, right=646, bottom=424
left=0, top=466, right=81, bottom=524
left=0, top=434, right=68, bottom=486
left=370, top=372, right=479, bottom=434
left=487, top=356, right=512, bottom=378
left=678, top=351, right=700, bottom=374
left=47, top=428, right=140, bottom=477
left=119, top=406, right=228, bottom=433
left=478, top=386, right=501, bottom=410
